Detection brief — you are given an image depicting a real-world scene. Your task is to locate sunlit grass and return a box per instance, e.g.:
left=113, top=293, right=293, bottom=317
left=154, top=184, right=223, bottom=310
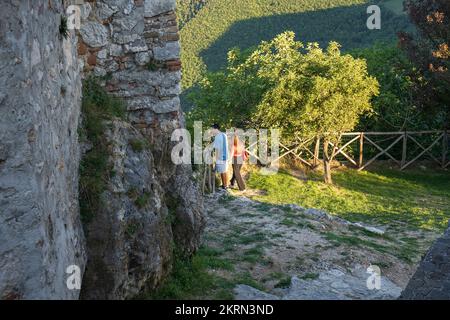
left=247, top=166, right=450, bottom=231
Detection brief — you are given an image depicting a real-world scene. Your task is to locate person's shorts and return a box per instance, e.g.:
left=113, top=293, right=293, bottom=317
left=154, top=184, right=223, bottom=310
left=215, top=162, right=228, bottom=174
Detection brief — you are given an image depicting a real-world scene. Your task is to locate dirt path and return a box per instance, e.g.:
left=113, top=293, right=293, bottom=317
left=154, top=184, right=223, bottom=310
left=201, top=189, right=437, bottom=300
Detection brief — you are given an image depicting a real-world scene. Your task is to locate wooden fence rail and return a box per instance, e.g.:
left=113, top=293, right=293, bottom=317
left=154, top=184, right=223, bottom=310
left=261, top=130, right=450, bottom=171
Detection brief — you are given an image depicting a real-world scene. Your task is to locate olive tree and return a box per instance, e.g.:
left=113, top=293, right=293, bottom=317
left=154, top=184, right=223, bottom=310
left=251, top=32, right=379, bottom=183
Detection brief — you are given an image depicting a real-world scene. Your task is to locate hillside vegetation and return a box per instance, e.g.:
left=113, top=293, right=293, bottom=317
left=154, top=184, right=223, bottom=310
left=177, top=0, right=411, bottom=90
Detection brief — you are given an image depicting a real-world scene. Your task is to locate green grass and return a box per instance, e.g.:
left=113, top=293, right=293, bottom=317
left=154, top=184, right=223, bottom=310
left=246, top=166, right=450, bottom=231
left=241, top=246, right=265, bottom=264
left=178, top=0, right=412, bottom=91
left=146, top=245, right=268, bottom=300
left=146, top=246, right=234, bottom=300
left=274, top=275, right=292, bottom=288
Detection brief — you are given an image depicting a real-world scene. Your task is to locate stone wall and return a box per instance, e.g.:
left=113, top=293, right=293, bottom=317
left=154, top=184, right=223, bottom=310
left=400, top=223, right=450, bottom=300
left=77, top=0, right=204, bottom=299
left=0, top=0, right=86, bottom=299
left=0, top=0, right=203, bottom=300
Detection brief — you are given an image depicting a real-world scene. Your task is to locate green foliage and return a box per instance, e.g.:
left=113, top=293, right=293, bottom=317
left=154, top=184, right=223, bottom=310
left=254, top=33, right=379, bottom=142
left=350, top=44, right=434, bottom=131
left=381, top=0, right=406, bottom=15
left=178, top=0, right=412, bottom=90
left=79, top=77, right=126, bottom=223
left=59, top=15, right=69, bottom=39
left=177, top=0, right=209, bottom=29
left=246, top=166, right=450, bottom=231
left=189, top=32, right=379, bottom=143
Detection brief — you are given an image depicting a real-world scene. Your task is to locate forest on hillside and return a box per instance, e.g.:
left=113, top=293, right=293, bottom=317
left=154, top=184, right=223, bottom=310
left=176, top=0, right=411, bottom=90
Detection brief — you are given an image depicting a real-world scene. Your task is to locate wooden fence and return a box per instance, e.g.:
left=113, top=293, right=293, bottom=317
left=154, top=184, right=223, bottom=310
left=263, top=130, right=450, bottom=171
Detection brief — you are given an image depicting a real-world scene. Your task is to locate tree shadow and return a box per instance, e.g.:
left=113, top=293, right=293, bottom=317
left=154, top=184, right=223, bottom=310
left=200, top=3, right=412, bottom=72
left=333, top=165, right=450, bottom=201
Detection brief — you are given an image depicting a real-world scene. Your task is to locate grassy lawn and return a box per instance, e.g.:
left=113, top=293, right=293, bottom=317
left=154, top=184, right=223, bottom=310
left=246, top=165, right=450, bottom=232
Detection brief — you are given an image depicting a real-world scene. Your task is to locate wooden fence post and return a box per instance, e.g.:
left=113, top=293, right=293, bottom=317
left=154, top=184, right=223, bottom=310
left=313, top=136, right=320, bottom=168
left=443, top=130, right=448, bottom=168
left=401, top=132, right=407, bottom=169
left=359, top=133, right=364, bottom=168
left=202, top=164, right=207, bottom=194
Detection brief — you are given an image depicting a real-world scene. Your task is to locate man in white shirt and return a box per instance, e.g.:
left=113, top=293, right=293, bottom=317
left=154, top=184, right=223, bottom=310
left=211, top=123, right=229, bottom=190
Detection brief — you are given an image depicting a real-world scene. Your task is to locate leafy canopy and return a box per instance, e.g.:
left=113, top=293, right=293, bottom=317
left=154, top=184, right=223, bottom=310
left=188, top=32, right=379, bottom=143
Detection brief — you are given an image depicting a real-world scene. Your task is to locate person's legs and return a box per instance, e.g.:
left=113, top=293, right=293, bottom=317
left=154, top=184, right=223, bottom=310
left=220, top=173, right=228, bottom=188
left=215, top=163, right=228, bottom=189
left=230, top=158, right=237, bottom=187
left=230, top=167, right=236, bottom=187
left=234, top=162, right=245, bottom=191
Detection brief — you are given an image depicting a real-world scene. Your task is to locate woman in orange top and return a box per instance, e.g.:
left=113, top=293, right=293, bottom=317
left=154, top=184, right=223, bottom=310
left=230, top=131, right=247, bottom=191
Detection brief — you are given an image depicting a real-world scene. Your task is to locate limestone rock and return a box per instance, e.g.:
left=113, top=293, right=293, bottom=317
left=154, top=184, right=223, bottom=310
left=234, top=267, right=402, bottom=300
left=80, top=22, right=109, bottom=48
left=95, top=2, right=118, bottom=20
left=80, top=120, right=173, bottom=300
left=144, top=0, right=176, bottom=18
left=153, top=42, right=180, bottom=61
left=168, top=165, right=205, bottom=255
left=234, top=285, right=280, bottom=300
left=1, top=0, right=204, bottom=301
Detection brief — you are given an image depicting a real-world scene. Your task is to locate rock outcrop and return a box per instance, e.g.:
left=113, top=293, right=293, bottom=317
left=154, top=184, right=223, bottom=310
left=400, top=223, right=450, bottom=300
left=80, top=120, right=174, bottom=299
left=0, top=0, right=86, bottom=299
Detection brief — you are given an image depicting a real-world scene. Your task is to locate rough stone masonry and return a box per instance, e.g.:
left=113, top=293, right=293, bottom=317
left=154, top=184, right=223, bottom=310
left=0, top=0, right=86, bottom=299
left=0, top=0, right=204, bottom=300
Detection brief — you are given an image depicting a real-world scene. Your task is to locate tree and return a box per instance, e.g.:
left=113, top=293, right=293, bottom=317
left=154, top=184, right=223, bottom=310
left=351, top=44, right=435, bottom=132
left=399, top=0, right=450, bottom=128
left=250, top=33, right=379, bottom=183
left=189, top=32, right=379, bottom=183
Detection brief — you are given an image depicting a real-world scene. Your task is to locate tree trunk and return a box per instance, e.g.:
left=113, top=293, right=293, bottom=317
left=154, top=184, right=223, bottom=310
left=323, top=140, right=333, bottom=184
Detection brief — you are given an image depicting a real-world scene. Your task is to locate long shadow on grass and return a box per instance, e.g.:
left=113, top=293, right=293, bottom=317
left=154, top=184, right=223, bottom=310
left=333, top=167, right=450, bottom=199
left=200, top=2, right=412, bottom=72
left=329, top=167, right=450, bottom=228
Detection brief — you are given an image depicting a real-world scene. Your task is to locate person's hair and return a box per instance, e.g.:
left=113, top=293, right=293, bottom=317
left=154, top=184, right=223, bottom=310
left=211, top=123, right=220, bottom=130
